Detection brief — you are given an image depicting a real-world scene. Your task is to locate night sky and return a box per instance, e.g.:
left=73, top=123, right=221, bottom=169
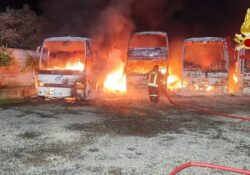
left=1, top=0, right=250, bottom=39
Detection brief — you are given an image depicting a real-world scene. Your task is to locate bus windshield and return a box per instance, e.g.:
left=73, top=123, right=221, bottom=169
left=184, top=43, right=226, bottom=71
left=128, top=34, right=168, bottom=60
left=40, top=40, right=85, bottom=71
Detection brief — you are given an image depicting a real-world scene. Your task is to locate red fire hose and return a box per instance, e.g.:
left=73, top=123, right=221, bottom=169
left=165, top=91, right=250, bottom=121
left=169, top=162, right=250, bottom=175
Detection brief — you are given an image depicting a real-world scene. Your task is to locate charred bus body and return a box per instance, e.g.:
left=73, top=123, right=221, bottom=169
left=126, top=31, right=169, bottom=90
left=238, top=49, right=250, bottom=93
left=181, top=37, right=229, bottom=95
left=37, top=37, right=95, bottom=100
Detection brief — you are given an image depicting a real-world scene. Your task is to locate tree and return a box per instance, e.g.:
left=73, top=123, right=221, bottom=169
left=0, top=5, right=42, bottom=49
left=0, top=46, right=14, bottom=67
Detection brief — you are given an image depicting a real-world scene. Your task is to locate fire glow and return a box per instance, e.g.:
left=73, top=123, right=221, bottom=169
left=233, top=74, right=238, bottom=84
left=167, top=75, right=181, bottom=91
left=66, top=60, right=84, bottom=71
left=104, top=50, right=127, bottom=93
left=167, top=67, right=182, bottom=91
left=49, top=59, right=84, bottom=71
left=104, top=64, right=126, bottom=93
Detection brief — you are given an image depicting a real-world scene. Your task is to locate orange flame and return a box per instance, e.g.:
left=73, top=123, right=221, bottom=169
left=167, top=75, right=181, bottom=91
left=166, top=40, right=183, bottom=91
left=229, top=61, right=240, bottom=93
left=192, top=84, right=215, bottom=92
left=104, top=50, right=127, bottom=93
left=167, top=67, right=182, bottom=91
left=49, top=59, right=84, bottom=71
left=66, top=60, right=84, bottom=71
left=233, top=73, right=239, bottom=84
left=104, top=64, right=126, bottom=93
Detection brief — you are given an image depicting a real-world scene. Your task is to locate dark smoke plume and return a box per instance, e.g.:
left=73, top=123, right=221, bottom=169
left=39, top=0, right=250, bottom=83
left=40, top=0, right=136, bottom=83
left=40, top=0, right=250, bottom=39
left=88, top=0, right=135, bottom=83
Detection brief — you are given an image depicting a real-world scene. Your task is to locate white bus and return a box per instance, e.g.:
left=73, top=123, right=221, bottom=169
left=181, top=37, right=229, bottom=95
left=37, top=36, right=95, bottom=100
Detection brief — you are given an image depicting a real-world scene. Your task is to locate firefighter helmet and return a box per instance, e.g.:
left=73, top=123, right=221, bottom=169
left=153, top=65, right=159, bottom=71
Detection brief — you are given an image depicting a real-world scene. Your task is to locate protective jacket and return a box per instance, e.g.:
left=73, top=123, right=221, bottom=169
left=148, top=70, right=160, bottom=87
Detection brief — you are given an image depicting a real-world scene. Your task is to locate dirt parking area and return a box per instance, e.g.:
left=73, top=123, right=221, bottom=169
left=0, top=95, right=250, bottom=175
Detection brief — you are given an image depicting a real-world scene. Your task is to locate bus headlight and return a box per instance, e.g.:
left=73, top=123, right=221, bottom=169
left=38, top=80, right=44, bottom=87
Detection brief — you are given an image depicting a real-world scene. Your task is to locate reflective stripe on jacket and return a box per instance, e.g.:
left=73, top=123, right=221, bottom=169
left=149, top=94, right=158, bottom=97
left=148, top=71, right=159, bottom=87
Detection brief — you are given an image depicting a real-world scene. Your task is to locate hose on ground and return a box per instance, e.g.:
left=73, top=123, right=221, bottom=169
left=168, top=162, right=250, bottom=175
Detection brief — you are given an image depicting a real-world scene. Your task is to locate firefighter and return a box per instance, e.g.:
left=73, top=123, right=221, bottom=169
left=148, top=65, right=162, bottom=103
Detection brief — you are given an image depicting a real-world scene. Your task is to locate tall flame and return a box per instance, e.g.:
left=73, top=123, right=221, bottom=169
left=104, top=50, right=127, bottom=93
left=104, top=63, right=126, bottom=92
left=229, top=61, right=240, bottom=93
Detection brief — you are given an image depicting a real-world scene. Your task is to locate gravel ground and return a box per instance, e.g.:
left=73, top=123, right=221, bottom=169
left=0, top=95, right=250, bottom=175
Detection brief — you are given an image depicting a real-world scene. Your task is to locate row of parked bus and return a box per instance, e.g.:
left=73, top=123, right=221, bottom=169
left=35, top=31, right=249, bottom=100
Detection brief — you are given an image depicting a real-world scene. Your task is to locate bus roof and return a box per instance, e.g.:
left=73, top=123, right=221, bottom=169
left=133, top=31, right=167, bottom=36
left=44, top=36, right=91, bottom=43
left=185, top=37, right=225, bottom=43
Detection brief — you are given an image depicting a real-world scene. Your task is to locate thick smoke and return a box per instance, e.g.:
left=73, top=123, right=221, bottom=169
left=40, top=0, right=250, bottom=44
left=41, top=0, right=135, bottom=84
left=9, top=0, right=249, bottom=39
left=39, top=0, right=250, bottom=86
left=89, top=0, right=134, bottom=83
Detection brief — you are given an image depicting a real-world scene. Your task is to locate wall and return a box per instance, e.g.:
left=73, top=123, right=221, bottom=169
left=0, top=48, right=37, bottom=88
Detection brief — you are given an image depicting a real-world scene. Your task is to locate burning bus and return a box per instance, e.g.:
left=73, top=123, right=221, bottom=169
left=126, top=31, right=169, bottom=90
left=180, top=37, right=229, bottom=95
left=37, top=37, right=95, bottom=100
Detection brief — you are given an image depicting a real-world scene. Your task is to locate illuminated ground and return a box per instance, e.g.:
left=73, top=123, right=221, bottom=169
left=0, top=95, right=250, bottom=175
